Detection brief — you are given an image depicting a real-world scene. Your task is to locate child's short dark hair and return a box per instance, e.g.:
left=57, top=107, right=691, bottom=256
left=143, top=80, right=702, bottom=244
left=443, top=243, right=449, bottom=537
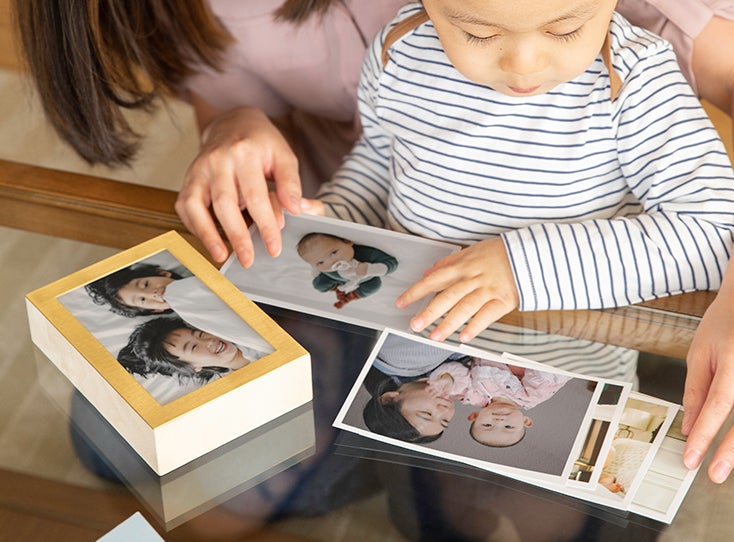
left=85, top=264, right=182, bottom=317
left=363, top=378, right=442, bottom=444
left=118, top=316, right=228, bottom=383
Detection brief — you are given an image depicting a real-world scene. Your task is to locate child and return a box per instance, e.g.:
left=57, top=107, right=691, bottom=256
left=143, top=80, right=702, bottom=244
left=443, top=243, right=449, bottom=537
left=313, top=1, right=734, bottom=343
left=118, top=316, right=263, bottom=383
left=296, top=232, right=398, bottom=308
left=428, top=357, right=571, bottom=447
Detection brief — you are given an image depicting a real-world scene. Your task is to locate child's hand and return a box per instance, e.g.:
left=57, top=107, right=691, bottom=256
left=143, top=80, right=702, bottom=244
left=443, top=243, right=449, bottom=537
left=299, top=198, right=326, bottom=216
left=430, top=372, right=455, bottom=395
left=396, top=238, right=519, bottom=342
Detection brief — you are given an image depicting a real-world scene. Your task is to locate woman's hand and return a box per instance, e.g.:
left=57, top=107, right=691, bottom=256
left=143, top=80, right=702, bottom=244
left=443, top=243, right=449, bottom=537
left=682, top=286, right=734, bottom=483
left=175, top=105, right=302, bottom=267
left=396, top=237, right=519, bottom=342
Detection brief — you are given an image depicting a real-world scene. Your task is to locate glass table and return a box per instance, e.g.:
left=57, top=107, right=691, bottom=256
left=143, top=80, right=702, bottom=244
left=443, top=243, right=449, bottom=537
left=2, top=160, right=734, bottom=541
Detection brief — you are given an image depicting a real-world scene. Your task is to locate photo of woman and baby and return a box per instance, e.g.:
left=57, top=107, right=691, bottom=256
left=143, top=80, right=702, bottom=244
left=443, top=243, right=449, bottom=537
left=336, top=331, right=600, bottom=477
left=59, top=251, right=274, bottom=405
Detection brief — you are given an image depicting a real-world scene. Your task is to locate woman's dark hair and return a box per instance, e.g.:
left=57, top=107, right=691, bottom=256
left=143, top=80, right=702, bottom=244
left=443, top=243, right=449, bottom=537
left=12, top=0, right=233, bottom=166
left=84, top=263, right=182, bottom=318
left=118, top=316, right=229, bottom=382
left=363, top=378, right=442, bottom=444
left=11, top=1, right=343, bottom=167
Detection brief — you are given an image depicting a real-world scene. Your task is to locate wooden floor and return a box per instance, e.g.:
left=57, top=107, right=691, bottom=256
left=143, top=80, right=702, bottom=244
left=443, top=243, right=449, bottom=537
left=0, top=468, right=322, bottom=542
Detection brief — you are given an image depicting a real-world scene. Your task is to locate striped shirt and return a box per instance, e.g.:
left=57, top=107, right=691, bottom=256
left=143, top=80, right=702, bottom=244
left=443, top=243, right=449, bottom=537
left=319, top=4, right=734, bottom=312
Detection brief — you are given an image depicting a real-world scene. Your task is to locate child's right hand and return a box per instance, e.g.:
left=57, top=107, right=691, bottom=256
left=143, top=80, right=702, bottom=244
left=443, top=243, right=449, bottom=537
left=396, top=237, right=519, bottom=343
left=429, top=372, right=455, bottom=395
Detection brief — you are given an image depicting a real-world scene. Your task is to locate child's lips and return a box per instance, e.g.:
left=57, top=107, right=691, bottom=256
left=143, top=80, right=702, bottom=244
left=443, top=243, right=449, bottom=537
left=508, top=84, right=540, bottom=95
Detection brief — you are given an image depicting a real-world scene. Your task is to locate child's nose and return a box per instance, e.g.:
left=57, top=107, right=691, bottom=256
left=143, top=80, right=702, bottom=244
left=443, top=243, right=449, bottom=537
left=499, top=38, right=547, bottom=75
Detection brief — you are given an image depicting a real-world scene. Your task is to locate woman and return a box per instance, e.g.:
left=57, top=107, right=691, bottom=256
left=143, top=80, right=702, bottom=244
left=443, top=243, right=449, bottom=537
left=12, top=0, right=734, bottom=485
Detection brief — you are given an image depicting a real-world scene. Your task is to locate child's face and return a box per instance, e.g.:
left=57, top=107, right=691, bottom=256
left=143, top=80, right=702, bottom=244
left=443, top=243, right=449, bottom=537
left=300, top=236, right=355, bottom=272
left=117, top=271, right=175, bottom=312
left=163, top=328, right=247, bottom=371
left=388, top=380, right=456, bottom=437
left=422, top=0, right=617, bottom=97
left=469, top=398, right=533, bottom=447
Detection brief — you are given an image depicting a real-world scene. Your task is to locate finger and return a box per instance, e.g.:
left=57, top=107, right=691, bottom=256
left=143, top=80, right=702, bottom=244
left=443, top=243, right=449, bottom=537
left=681, top=347, right=714, bottom=435
left=707, top=427, right=734, bottom=484
left=271, top=150, right=302, bottom=216
left=683, top=376, right=734, bottom=472
left=213, top=198, right=255, bottom=268
left=428, top=292, right=486, bottom=342
left=176, top=182, right=230, bottom=263
left=197, top=158, right=257, bottom=267
left=458, top=298, right=513, bottom=342
left=397, top=265, right=456, bottom=309
left=232, top=161, right=283, bottom=260
left=299, top=198, right=326, bottom=216
left=410, top=282, right=474, bottom=335
left=421, top=252, right=460, bottom=278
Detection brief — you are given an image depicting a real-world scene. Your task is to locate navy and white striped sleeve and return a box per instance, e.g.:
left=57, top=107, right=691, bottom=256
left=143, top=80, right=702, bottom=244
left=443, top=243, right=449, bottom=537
left=502, top=45, right=734, bottom=311
left=317, top=28, right=393, bottom=227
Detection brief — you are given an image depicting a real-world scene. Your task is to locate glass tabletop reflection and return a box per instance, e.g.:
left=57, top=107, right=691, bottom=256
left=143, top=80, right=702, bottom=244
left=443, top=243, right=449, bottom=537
left=5, top=227, right=734, bottom=542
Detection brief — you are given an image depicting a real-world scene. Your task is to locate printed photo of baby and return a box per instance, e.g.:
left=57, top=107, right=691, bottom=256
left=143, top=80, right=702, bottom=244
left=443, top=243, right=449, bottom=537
left=221, top=214, right=459, bottom=331
left=296, top=232, right=398, bottom=309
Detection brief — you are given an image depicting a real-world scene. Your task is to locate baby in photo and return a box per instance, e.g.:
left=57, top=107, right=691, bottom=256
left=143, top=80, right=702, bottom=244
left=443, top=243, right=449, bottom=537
left=429, top=358, right=572, bottom=448
left=296, top=232, right=398, bottom=308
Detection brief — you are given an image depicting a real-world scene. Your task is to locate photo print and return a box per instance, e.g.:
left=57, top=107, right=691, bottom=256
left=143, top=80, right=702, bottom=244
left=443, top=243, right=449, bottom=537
left=59, top=250, right=274, bottom=404
left=221, top=214, right=460, bottom=331
left=334, top=329, right=616, bottom=480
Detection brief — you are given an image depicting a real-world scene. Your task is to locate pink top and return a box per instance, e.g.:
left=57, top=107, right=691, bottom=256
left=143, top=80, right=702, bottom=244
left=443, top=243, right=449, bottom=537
left=428, top=359, right=572, bottom=410
left=616, top=0, right=734, bottom=92
left=185, top=0, right=407, bottom=192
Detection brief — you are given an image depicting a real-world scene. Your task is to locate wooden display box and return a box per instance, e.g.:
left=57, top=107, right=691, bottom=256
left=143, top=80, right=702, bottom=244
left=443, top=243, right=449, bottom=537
left=26, top=231, right=311, bottom=475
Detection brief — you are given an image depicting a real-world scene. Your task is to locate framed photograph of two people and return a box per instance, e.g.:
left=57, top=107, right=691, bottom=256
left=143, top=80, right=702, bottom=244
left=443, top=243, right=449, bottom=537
left=26, top=231, right=311, bottom=475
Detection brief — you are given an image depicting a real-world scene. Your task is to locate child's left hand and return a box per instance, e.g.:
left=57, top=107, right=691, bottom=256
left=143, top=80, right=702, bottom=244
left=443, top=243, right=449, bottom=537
left=299, top=198, right=326, bottom=216
left=396, top=238, right=519, bottom=343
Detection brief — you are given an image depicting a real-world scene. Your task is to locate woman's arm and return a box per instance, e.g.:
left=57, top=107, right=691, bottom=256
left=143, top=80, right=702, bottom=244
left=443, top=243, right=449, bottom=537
left=681, top=13, right=734, bottom=484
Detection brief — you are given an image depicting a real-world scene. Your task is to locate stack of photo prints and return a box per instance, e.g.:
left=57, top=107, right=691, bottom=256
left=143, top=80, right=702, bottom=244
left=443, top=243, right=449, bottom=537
left=221, top=214, right=699, bottom=524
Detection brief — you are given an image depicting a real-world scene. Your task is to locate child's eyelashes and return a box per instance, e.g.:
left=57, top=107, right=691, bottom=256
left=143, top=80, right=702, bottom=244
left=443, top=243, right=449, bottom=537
left=462, top=27, right=583, bottom=45
left=548, top=27, right=583, bottom=42
left=463, top=31, right=496, bottom=46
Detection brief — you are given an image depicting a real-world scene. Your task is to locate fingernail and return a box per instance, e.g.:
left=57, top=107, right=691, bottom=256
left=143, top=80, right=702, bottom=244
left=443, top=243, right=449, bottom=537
left=684, top=448, right=702, bottom=469
left=680, top=413, right=691, bottom=434
left=298, top=199, right=310, bottom=212
left=429, top=331, right=443, bottom=341
left=213, top=248, right=227, bottom=263
left=711, top=460, right=732, bottom=484
left=395, top=298, right=405, bottom=308
left=411, top=318, right=424, bottom=331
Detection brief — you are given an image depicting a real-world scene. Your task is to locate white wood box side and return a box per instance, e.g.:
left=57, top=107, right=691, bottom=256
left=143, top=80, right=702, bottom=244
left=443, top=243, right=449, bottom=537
left=152, top=352, right=312, bottom=474
left=26, top=298, right=158, bottom=466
